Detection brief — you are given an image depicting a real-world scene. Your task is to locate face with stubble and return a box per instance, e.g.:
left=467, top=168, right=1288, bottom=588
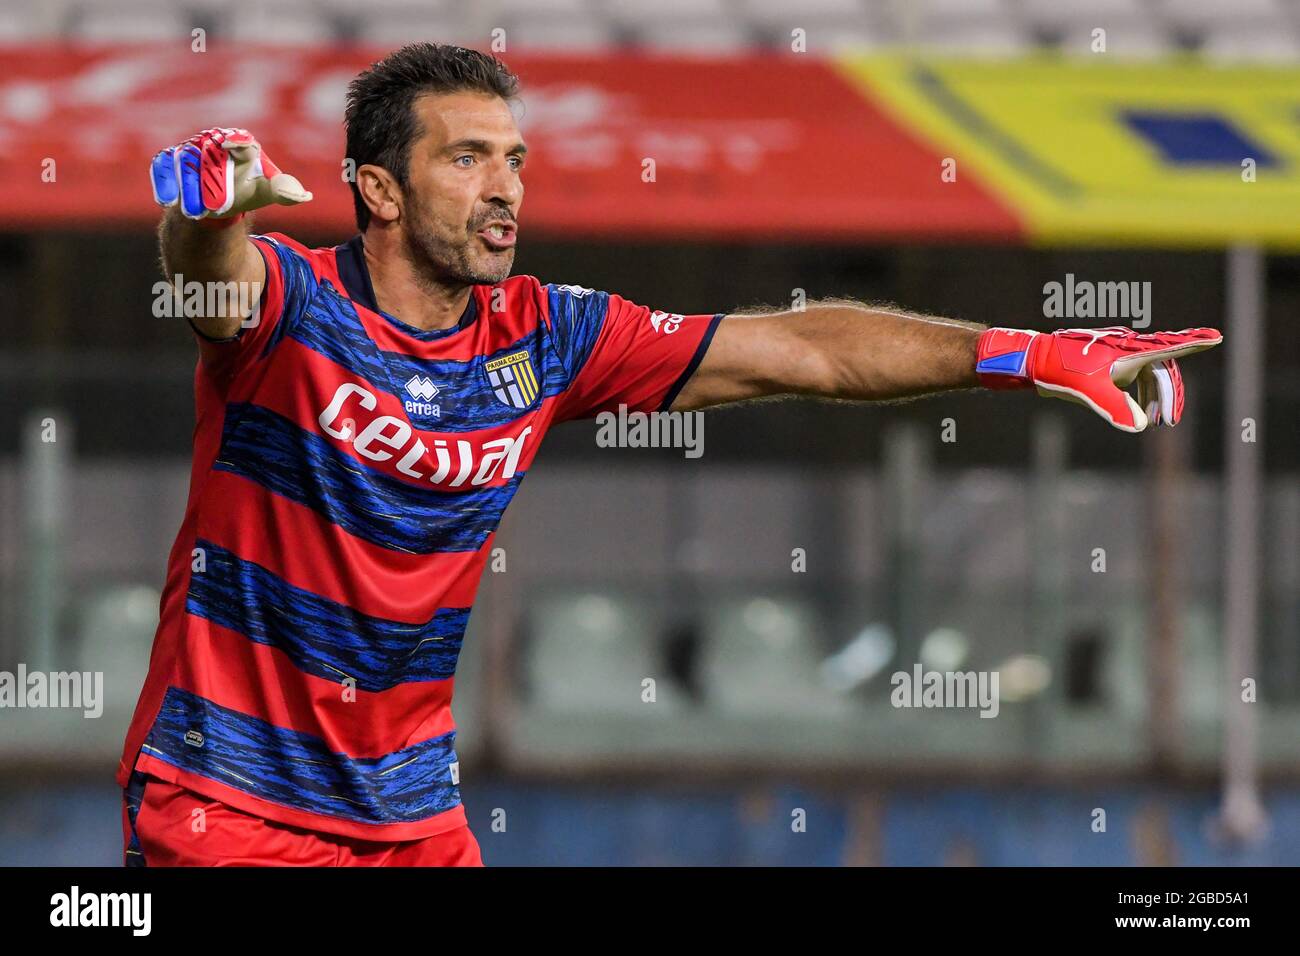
left=397, top=91, right=526, bottom=286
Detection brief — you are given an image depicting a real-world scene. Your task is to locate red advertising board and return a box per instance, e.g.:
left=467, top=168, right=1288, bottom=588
left=0, top=44, right=1020, bottom=241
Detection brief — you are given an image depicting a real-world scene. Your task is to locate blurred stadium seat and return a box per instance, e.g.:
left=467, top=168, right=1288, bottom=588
left=71, top=3, right=190, bottom=42
left=0, top=3, right=68, bottom=40
left=73, top=584, right=159, bottom=713
left=351, top=2, right=482, bottom=47
left=526, top=591, right=687, bottom=713
left=499, top=0, right=614, bottom=52
left=0, top=0, right=1284, bottom=60
left=700, top=596, right=851, bottom=718
left=223, top=2, right=341, bottom=45
left=1201, top=21, right=1300, bottom=61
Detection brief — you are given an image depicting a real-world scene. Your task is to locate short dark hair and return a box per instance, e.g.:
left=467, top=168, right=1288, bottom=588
left=344, top=43, right=520, bottom=230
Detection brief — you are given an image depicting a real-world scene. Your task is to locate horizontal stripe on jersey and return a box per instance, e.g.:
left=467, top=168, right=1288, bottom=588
left=187, top=540, right=468, bottom=691
left=141, top=687, right=461, bottom=825
left=196, top=470, right=494, bottom=616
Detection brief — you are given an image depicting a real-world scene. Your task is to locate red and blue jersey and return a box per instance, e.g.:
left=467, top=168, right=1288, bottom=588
left=116, top=232, right=722, bottom=840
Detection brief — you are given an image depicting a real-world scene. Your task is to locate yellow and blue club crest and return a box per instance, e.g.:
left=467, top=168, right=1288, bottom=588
left=485, top=349, right=539, bottom=410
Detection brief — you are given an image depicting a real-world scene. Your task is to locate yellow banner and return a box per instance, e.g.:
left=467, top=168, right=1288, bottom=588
left=837, top=55, right=1300, bottom=249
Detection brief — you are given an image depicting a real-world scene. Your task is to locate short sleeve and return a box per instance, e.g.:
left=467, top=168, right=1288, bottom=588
left=190, top=232, right=317, bottom=377
left=545, top=283, right=723, bottom=422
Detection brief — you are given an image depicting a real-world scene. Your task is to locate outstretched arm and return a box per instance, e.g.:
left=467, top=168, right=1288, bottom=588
left=152, top=127, right=312, bottom=340
left=669, top=299, right=1223, bottom=433
left=158, top=207, right=264, bottom=340
left=669, top=300, right=984, bottom=410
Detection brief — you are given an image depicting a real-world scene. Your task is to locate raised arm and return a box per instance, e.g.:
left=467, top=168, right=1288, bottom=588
left=152, top=127, right=311, bottom=340
left=670, top=299, right=1223, bottom=433
left=158, top=208, right=265, bottom=340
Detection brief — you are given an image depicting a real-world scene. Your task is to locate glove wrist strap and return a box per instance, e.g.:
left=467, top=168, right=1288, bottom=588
left=976, top=327, right=1040, bottom=390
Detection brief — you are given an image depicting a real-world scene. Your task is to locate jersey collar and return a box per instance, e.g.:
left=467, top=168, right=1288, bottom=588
left=334, top=234, right=478, bottom=341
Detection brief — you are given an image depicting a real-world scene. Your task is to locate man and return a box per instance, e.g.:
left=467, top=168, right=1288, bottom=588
left=119, top=42, right=1221, bottom=866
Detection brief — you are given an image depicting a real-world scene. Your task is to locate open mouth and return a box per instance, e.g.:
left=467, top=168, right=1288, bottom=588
left=477, top=221, right=516, bottom=250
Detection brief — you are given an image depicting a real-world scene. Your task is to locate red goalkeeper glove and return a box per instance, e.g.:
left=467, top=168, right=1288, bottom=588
left=150, top=127, right=311, bottom=222
left=976, top=326, right=1223, bottom=432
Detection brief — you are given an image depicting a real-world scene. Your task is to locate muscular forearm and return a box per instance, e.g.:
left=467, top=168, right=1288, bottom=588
left=675, top=300, right=985, bottom=410
left=159, top=206, right=251, bottom=280
left=158, top=207, right=263, bottom=336
left=789, top=302, right=984, bottom=401
left=678, top=298, right=1221, bottom=433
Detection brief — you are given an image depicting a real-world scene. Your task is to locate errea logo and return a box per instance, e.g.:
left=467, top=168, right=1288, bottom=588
left=404, top=374, right=442, bottom=418
left=405, top=375, right=439, bottom=401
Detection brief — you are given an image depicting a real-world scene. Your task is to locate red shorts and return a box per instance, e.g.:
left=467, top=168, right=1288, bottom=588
left=122, top=771, right=483, bottom=867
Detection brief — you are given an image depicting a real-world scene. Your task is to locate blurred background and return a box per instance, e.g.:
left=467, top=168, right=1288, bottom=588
left=1, top=0, right=1299, bottom=865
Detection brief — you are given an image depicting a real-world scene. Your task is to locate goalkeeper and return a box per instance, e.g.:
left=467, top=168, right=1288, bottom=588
left=120, top=42, right=1221, bottom=867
